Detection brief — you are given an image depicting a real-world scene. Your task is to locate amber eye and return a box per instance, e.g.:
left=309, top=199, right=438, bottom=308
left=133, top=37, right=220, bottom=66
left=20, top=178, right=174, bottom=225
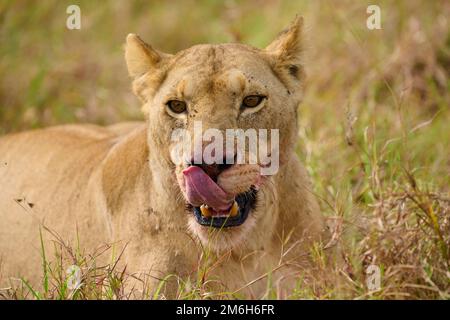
left=167, top=100, right=187, bottom=114
left=242, top=95, right=266, bottom=108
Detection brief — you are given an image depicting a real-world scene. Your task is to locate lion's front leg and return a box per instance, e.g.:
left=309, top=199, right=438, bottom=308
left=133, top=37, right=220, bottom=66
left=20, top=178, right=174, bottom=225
left=112, top=229, right=201, bottom=299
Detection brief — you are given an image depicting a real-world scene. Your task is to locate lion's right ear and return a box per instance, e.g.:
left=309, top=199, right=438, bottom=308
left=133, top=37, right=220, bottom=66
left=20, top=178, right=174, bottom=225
left=125, top=34, right=172, bottom=102
left=125, top=34, right=168, bottom=78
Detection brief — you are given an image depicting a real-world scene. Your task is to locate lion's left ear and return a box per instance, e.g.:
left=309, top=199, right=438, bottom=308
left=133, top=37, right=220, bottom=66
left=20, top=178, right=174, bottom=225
left=264, top=15, right=305, bottom=84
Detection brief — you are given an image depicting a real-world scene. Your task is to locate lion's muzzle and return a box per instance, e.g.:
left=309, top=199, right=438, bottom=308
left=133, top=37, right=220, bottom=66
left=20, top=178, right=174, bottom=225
left=181, top=164, right=261, bottom=228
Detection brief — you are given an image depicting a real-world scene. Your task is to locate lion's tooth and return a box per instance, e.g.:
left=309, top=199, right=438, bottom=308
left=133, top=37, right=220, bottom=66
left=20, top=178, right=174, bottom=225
left=200, top=204, right=212, bottom=218
left=229, top=201, right=239, bottom=217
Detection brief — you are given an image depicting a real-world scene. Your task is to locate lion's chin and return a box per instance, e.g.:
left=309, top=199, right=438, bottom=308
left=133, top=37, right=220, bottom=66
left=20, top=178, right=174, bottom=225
left=187, top=214, right=257, bottom=252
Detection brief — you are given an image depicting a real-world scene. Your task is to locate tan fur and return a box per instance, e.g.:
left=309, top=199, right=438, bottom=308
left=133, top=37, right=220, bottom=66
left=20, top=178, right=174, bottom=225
left=0, top=17, right=330, bottom=298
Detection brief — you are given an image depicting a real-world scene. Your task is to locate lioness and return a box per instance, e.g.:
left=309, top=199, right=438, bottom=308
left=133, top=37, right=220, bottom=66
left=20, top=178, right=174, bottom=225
left=0, top=16, right=330, bottom=298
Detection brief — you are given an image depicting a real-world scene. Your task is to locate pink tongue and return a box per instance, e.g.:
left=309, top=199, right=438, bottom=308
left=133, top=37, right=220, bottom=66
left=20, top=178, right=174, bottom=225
left=183, top=166, right=234, bottom=212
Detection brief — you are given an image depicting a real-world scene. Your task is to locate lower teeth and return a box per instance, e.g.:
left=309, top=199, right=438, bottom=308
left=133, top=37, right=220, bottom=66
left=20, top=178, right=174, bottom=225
left=199, top=204, right=212, bottom=218
left=228, top=201, right=239, bottom=217
left=200, top=201, right=239, bottom=218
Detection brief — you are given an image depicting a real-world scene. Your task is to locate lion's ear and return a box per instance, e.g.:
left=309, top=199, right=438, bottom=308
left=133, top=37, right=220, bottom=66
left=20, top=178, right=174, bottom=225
left=125, top=34, right=170, bottom=78
left=125, top=34, right=172, bottom=102
left=264, top=15, right=305, bottom=82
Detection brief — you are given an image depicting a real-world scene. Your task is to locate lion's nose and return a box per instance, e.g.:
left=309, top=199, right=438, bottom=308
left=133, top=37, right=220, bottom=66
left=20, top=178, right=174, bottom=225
left=188, top=157, right=234, bottom=182
left=197, top=163, right=232, bottom=182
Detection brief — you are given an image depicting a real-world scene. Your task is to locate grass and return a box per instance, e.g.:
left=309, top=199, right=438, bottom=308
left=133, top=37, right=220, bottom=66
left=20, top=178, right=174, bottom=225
left=0, top=0, right=449, bottom=299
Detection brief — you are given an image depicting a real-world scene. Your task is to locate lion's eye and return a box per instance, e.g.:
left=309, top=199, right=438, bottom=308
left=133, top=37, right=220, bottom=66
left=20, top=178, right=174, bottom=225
left=167, top=100, right=187, bottom=114
left=242, top=95, right=266, bottom=108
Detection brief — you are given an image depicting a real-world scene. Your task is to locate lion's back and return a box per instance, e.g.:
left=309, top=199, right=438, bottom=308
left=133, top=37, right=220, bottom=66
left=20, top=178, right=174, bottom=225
left=0, top=123, right=144, bottom=287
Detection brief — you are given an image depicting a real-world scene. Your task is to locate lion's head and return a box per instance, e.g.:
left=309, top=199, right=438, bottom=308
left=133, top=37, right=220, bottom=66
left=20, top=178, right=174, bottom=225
left=125, top=16, right=306, bottom=252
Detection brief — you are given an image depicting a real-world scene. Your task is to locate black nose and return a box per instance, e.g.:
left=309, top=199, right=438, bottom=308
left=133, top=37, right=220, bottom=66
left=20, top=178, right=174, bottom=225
left=189, top=158, right=232, bottom=182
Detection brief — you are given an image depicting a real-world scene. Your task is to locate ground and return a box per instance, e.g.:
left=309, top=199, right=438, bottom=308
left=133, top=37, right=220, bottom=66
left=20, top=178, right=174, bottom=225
left=0, top=0, right=448, bottom=299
